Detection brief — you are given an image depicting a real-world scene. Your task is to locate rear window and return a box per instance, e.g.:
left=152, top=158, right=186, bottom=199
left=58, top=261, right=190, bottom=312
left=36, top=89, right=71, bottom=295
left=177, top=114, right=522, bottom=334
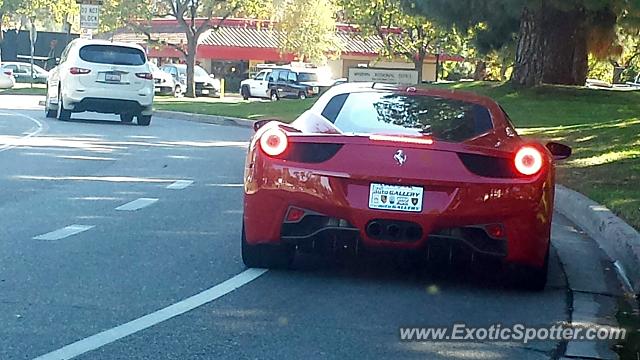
left=328, top=92, right=494, bottom=142
left=79, top=45, right=146, bottom=66
left=298, top=72, right=319, bottom=82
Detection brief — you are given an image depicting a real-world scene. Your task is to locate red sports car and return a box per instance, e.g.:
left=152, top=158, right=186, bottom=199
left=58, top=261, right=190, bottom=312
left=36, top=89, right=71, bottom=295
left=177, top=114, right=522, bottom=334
left=242, top=83, right=571, bottom=290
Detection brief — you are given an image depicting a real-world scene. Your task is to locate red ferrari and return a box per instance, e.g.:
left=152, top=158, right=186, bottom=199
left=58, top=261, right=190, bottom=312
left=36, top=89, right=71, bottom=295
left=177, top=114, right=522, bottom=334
left=242, top=83, right=571, bottom=290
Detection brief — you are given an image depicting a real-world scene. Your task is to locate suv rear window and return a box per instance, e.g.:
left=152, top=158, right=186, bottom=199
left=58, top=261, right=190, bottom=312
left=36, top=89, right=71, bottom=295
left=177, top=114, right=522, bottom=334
left=329, top=92, right=494, bottom=142
left=79, top=45, right=146, bottom=66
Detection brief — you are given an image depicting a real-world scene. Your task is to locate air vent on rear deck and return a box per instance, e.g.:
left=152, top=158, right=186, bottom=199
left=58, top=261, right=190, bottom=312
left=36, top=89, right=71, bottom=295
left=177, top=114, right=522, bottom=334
left=281, top=143, right=343, bottom=163
left=458, top=153, right=517, bottom=178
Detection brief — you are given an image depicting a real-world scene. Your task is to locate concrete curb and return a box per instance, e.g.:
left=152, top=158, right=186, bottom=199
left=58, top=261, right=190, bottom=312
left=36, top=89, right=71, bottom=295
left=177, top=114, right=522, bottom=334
left=154, top=110, right=254, bottom=128
left=555, top=184, right=640, bottom=294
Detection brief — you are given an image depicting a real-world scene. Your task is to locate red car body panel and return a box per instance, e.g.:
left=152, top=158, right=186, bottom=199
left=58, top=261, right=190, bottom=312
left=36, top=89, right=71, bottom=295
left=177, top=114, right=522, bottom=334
left=243, top=84, right=557, bottom=268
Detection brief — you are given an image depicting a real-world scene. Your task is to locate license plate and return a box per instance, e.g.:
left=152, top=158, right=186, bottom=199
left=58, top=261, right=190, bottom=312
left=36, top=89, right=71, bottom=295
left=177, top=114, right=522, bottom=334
left=201, top=89, right=209, bottom=95
left=369, top=183, right=423, bottom=212
left=105, top=73, right=121, bottom=82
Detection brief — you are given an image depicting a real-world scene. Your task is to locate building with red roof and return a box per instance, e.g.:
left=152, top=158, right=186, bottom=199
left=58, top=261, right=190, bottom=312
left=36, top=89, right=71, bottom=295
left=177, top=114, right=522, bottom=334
left=109, top=18, right=463, bottom=90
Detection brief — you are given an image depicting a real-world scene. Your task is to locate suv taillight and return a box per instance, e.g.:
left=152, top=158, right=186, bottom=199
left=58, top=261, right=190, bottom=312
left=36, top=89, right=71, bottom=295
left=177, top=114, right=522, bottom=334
left=136, top=72, right=153, bottom=80
left=69, top=67, right=91, bottom=75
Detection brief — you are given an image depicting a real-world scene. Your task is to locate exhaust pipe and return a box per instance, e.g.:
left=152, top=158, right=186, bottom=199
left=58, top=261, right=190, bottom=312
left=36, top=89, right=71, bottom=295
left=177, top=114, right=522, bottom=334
left=366, top=221, right=382, bottom=237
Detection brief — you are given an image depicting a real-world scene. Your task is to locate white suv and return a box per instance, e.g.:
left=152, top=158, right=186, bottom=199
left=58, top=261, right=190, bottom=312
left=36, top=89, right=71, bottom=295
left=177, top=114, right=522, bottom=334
left=45, top=39, right=154, bottom=126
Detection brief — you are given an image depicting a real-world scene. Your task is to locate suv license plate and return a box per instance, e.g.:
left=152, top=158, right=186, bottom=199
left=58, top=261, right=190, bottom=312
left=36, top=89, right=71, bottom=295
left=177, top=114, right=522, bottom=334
left=105, top=73, right=121, bottom=82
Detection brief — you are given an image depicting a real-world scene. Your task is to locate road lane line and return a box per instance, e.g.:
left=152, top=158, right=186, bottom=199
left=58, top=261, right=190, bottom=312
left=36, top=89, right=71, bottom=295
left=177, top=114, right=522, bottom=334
left=115, top=198, right=159, bottom=211
left=166, top=180, right=194, bottom=190
left=34, top=225, right=95, bottom=241
left=0, top=111, right=46, bottom=153
left=33, top=268, right=268, bottom=360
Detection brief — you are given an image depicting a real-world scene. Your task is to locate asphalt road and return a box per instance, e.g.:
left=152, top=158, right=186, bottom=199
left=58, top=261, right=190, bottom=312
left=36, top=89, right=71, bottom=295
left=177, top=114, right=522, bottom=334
left=1, top=95, right=571, bottom=360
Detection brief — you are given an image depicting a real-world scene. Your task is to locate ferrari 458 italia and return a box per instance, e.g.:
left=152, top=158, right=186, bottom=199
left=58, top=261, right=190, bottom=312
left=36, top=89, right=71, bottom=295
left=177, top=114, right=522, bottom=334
left=242, top=83, right=571, bottom=290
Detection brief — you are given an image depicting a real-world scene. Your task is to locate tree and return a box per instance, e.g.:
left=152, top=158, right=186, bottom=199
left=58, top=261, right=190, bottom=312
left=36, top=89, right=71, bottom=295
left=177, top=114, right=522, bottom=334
left=106, top=0, right=270, bottom=97
left=340, top=0, right=447, bottom=83
left=0, top=0, right=77, bottom=60
left=407, top=0, right=640, bottom=87
left=273, top=0, right=340, bottom=64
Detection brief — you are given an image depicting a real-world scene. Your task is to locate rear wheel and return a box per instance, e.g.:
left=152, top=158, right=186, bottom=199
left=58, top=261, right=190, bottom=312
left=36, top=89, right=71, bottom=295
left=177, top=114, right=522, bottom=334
left=137, top=115, right=151, bottom=126
left=298, top=91, right=307, bottom=100
left=509, top=246, right=549, bottom=291
left=269, top=90, right=279, bottom=102
left=120, top=114, right=134, bottom=123
left=241, top=85, right=250, bottom=100
left=173, top=85, right=182, bottom=97
left=56, top=91, right=71, bottom=121
left=242, top=223, right=294, bottom=269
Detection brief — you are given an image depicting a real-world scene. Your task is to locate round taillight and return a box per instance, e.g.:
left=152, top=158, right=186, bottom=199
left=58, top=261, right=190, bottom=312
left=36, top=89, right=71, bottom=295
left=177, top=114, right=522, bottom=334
left=515, top=146, right=543, bottom=176
left=259, top=128, right=288, bottom=157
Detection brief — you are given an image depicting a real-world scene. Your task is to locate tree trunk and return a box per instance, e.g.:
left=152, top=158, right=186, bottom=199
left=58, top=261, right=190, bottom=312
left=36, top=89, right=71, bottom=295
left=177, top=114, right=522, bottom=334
left=414, top=53, right=425, bottom=84
left=541, top=7, right=587, bottom=85
left=473, top=61, right=487, bottom=80
left=185, top=39, right=197, bottom=98
left=512, top=6, right=544, bottom=87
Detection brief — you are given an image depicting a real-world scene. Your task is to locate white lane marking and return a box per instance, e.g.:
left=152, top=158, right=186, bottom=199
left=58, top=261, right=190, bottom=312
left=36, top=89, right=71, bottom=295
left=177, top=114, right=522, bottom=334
left=115, top=198, right=159, bottom=211
left=33, top=268, right=268, bottom=360
left=34, top=225, right=95, bottom=241
left=166, top=180, right=194, bottom=190
left=0, top=111, right=46, bottom=153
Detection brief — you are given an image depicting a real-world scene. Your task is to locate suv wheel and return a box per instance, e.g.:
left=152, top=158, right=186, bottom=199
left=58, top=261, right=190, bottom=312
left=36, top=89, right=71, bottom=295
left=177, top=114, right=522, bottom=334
left=137, top=115, right=152, bottom=126
left=120, top=114, right=134, bottom=123
left=173, top=85, right=182, bottom=97
left=56, top=91, right=71, bottom=121
left=241, top=85, right=250, bottom=100
left=270, top=90, right=279, bottom=102
left=298, top=91, right=307, bottom=100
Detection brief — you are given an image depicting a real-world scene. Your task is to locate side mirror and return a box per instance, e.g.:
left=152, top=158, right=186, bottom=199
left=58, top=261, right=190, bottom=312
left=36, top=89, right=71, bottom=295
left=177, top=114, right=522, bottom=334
left=253, top=119, right=272, bottom=132
left=546, top=142, right=572, bottom=160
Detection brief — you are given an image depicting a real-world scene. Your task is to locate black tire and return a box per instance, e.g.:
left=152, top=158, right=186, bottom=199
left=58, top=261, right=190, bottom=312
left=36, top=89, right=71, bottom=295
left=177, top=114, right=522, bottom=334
left=241, top=85, right=250, bottom=100
left=137, top=115, right=152, bottom=126
left=120, top=114, right=134, bottom=123
left=44, top=90, right=57, bottom=118
left=509, top=246, right=549, bottom=291
left=173, top=85, right=182, bottom=97
left=56, top=91, right=71, bottom=121
left=269, top=90, right=279, bottom=102
left=298, top=91, right=307, bottom=100
left=241, top=223, right=294, bottom=269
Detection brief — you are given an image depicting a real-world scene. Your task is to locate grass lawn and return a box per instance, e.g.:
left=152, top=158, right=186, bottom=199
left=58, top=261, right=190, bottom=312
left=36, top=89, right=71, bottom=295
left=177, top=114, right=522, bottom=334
left=154, top=97, right=315, bottom=123
left=0, top=86, right=47, bottom=96
left=156, top=82, right=639, bottom=230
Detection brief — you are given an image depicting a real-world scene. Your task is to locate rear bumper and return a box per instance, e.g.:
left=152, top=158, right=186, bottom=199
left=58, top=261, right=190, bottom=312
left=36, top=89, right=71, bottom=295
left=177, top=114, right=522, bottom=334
left=64, top=87, right=153, bottom=112
left=243, top=165, right=554, bottom=267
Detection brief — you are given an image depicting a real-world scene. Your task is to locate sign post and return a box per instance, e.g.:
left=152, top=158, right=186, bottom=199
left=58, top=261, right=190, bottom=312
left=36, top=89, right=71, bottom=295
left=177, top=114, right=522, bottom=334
left=29, top=22, right=37, bottom=89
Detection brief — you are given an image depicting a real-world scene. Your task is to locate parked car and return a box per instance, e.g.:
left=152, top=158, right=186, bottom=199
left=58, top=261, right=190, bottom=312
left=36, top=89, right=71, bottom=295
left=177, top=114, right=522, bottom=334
left=44, top=39, right=154, bottom=126
left=160, top=64, right=220, bottom=97
left=240, top=67, right=321, bottom=100
left=150, top=62, right=182, bottom=97
left=1, top=62, right=49, bottom=84
left=242, top=83, right=572, bottom=291
left=0, top=72, right=15, bottom=89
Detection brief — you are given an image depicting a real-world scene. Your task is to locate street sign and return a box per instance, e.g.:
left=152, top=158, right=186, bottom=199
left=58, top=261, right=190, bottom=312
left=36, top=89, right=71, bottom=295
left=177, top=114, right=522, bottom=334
left=80, top=28, right=93, bottom=40
left=80, top=4, right=100, bottom=29
left=348, top=68, right=419, bottom=85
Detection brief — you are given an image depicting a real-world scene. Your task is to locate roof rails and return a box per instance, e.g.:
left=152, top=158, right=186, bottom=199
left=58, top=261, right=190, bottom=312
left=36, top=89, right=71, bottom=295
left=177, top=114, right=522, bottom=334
left=371, top=82, right=399, bottom=90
